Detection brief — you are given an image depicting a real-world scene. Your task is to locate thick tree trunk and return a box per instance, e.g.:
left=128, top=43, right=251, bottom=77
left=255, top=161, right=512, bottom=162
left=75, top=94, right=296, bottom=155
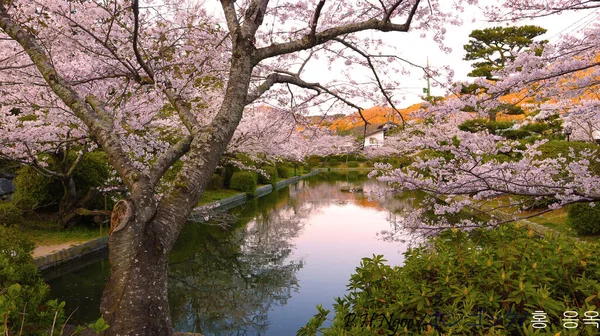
left=100, top=200, right=176, bottom=336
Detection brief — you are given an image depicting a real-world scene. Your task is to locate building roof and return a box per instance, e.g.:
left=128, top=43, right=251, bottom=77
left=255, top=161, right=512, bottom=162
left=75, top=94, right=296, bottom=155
left=364, top=122, right=400, bottom=137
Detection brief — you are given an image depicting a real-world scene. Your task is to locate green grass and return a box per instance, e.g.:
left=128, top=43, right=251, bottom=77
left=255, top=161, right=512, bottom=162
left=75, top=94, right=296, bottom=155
left=22, top=225, right=106, bottom=246
left=197, top=189, right=243, bottom=205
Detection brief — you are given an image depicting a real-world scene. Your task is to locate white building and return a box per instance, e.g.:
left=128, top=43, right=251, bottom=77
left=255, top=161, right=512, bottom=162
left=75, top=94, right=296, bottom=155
left=363, top=122, right=398, bottom=147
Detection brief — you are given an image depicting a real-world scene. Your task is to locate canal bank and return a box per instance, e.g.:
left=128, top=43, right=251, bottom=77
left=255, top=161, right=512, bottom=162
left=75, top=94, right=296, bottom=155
left=34, top=170, right=320, bottom=270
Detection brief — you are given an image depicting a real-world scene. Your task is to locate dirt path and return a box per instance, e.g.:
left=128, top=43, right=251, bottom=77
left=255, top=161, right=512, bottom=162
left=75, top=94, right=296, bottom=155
left=33, top=242, right=86, bottom=258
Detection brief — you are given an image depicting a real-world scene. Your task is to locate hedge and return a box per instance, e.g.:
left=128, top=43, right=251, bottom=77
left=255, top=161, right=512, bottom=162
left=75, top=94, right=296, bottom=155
left=230, top=172, right=258, bottom=196
left=276, top=165, right=292, bottom=178
left=567, top=202, right=600, bottom=235
left=258, top=166, right=278, bottom=185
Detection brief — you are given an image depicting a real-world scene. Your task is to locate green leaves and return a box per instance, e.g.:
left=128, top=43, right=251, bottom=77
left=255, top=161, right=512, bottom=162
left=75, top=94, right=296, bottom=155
left=302, top=224, right=600, bottom=335
left=89, top=317, right=110, bottom=334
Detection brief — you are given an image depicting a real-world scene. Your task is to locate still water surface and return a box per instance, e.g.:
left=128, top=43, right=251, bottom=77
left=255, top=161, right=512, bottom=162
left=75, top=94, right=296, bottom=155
left=46, top=172, right=415, bottom=335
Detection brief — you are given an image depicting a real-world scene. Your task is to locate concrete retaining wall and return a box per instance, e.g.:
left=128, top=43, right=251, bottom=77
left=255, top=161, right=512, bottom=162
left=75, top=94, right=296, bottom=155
left=34, top=236, right=109, bottom=271
left=35, top=170, right=320, bottom=270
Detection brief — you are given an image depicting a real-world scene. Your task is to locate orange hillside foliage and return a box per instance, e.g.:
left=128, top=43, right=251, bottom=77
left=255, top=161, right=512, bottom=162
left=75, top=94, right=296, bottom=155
left=329, top=104, right=421, bottom=132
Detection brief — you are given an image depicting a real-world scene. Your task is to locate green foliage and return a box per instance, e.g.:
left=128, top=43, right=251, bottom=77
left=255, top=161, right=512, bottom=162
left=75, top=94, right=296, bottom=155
left=12, top=151, right=111, bottom=211
left=223, top=165, right=240, bottom=188
left=302, top=224, right=600, bottom=335
left=346, top=161, right=359, bottom=168
left=206, top=174, right=223, bottom=191
left=258, top=166, right=278, bottom=185
left=0, top=202, right=22, bottom=227
left=230, top=172, right=258, bottom=196
left=0, top=226, right=59, bottom=334
left=464, top=25, right=547, bottom=79
left=12, top=165, right=61, bottom=210
left=568, top=202, right=600, bottom=236
left=88, top=317, right=110, bottom=333
left=306, top=156, right=322, bottom=169
left=276, top=165, right=292, bottom=178
left=535, top=140, right=600, bottom=175
left=328, top=159, right=339, bottom=167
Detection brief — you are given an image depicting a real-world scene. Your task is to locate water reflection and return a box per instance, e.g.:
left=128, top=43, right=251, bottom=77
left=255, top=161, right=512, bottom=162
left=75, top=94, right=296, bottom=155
left=47, top=172, right=413, bottom=335
left=169, top=190, right=308, bottom=335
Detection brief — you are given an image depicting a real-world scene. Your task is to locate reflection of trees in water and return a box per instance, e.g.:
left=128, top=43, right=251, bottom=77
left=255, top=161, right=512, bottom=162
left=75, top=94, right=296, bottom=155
left=167, top=189, right=311, bottom=335
left=166, top=172, right=423, bottom=334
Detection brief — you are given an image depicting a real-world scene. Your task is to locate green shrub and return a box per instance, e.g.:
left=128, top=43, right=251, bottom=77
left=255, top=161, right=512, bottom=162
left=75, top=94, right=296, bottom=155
left=306, top=156, right=322, bottom=169
left=276, top=165, right=292, bottom=178
left=12, top=152, right=110, bottom=211
left=230, top=172, right=257, bottom=196
left=0, top=226, right=60, bottom=333
left=0, top=202, right=22, bottom=226
left=0, top=226, right=108, bottom=334
left=302, top=224, right=600, bottom=335
left=12, top=165, right=61, bottom=210
left=223, top=165, right=239, bottom=188
left=567, top=202, right=600, bottom=235
left=536, top=140, right=600, bottom=175
left=328, top=158, right=339, bottom=167
left=206, top=174, right=223, bottom=190
left=258, top=166, right=278, bottom=185
left=347, top=161, right=359, bottom=168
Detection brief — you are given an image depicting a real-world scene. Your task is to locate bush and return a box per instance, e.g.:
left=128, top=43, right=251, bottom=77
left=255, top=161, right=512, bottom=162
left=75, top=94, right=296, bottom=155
left=223, top=165, right=239, bottom=188
left=206, top=174, right=223, bottom=190
left=276, top=165, right=292, bottom=178
left=306, top=156, right=322, bottom=169
left=567, top=202, right=600, bottom=235
left=328, top=158, right=339, bottom=167
left=12, top=166, right=61, bottom=210
left=536, top=140, right=600, bottom=175
left=302, top=224, right=600, bottom=335
left=258, top=166, right=278, bottom=185
left=0, top=226, right=61, bottom=333
left=12, top=151, right=110, bottom=211
left=347, top=161, right=359, bottom=168
left=0, top=201, right=22, bottom=226
left=230, top=172, right=257, bottom=196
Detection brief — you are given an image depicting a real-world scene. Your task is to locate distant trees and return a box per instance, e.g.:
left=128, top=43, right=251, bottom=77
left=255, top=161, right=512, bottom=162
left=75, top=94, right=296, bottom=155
left=464, top=25, right=547, bottom=80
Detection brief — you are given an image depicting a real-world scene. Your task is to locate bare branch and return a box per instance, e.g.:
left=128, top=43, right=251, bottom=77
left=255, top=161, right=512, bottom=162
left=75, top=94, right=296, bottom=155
left=309, top=0, right=326, bottom=42
left=132, top=0, right=155, bottom=83
left=334, top=38, right=405, bottom=126
left=256, top=0, right=421, bottom=61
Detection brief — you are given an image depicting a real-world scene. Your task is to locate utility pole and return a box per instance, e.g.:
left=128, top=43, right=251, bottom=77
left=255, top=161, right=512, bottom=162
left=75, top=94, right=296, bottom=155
left=426, top=57, right=431, bottom=99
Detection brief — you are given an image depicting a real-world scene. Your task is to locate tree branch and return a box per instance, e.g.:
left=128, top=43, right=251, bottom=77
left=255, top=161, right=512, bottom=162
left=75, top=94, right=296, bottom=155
left=148, top=135, right=192, bottom=187
left=256, top=0, right=421, bottom=60
left=334, top=37, right=405, bottom=127
left=131, top=0, right=155, bottom=83
left=162, top=85, right=201, bottom=135
left=309, top=0, right=326, bottom=42
left=219, top=0, right=241, bottom=36
left=0, top=7, right=145, bottom=192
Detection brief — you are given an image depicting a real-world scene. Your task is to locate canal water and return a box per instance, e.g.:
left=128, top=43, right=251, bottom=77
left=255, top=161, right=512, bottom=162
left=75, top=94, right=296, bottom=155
left=45, top=171, right=416, bottom=335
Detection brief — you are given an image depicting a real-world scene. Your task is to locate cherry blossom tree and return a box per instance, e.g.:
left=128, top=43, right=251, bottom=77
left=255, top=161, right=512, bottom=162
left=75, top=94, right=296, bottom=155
left=373, top=1, right=600, bottom=237
left=0, top=0, right=474, bottom=333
